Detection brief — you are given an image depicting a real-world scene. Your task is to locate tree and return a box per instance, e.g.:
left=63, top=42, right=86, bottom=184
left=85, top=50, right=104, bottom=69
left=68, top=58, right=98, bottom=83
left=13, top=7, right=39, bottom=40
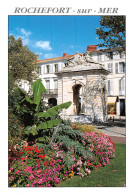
left=96, top=16, right=125, bottom=51
left=8, top=35, right=38, bottom=87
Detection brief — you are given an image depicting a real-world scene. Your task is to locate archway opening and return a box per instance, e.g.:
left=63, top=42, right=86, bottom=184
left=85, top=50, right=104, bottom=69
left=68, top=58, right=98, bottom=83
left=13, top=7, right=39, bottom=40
left=48, top=98, right=57, bottom=108
left=72, top=84, right=82, bottom=115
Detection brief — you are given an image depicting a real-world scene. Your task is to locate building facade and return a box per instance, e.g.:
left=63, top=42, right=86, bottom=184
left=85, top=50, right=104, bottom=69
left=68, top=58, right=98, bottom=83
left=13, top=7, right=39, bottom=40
left=20, top=45, right=126, bottom=119
left=87, top=45, right=126, bottom=116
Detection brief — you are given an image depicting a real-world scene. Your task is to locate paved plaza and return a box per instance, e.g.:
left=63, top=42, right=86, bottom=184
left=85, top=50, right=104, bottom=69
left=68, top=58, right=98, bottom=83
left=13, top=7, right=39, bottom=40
left=92, top=118, right=126, bottom=143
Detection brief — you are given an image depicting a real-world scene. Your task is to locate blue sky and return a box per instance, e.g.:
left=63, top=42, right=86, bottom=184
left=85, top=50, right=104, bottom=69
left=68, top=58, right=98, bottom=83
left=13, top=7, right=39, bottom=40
left=8, top=16, right=102, bottom=60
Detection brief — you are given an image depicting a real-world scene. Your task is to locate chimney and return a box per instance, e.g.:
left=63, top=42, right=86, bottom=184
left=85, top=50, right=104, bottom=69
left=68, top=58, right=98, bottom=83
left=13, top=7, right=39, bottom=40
left=87, top=45, right=97, bottom=52
left=63, top=53, right=68, bottom=57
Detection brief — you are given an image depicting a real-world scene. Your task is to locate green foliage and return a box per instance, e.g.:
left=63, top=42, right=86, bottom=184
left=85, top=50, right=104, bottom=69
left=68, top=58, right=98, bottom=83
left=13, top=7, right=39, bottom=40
left=8, top=35, right=37, bottom=83
left=9, top=87, right=37, bottom=127
left=11, top=79, right=72, bottom=143
left=49, top=122, right=94, bottom=168
left=59, top=143, right=126, bottom=187
left=38, top=102, right=72, bottom=119
left=32, top=79, right=47, bottom=111
left=8, top=108, right=24, bottom=147
left=96, top=16, right=125, bottom=50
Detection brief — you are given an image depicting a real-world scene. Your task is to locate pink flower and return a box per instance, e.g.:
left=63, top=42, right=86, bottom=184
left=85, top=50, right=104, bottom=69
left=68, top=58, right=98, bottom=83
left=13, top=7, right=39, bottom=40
left=33, top=180, right=38, bottom=184
left=54, top=178, right=60, bottom=183
left=38, top=179, right=43, bottom=184
left=46, top=184, right=52, bottom=187
left=77, top=160, right=82, bottom=166
left=10, top=167, right=13, bottom=171
left=28, top=176, right=33, bottom=181
left=47, top=177, right=52, bottom=181
left=31, top=183, right=34, bottom=187
left=85, top=168, right=91, bottom=174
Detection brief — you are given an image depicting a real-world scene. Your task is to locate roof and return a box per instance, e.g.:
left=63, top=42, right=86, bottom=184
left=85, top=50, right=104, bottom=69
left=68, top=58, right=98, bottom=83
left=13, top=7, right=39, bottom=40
left=55, top=53, right=110, bottom=75
left=36, top=47, right=124, bottom=64
left=37, top=53, right=82, bottom=64
left=88, top=47, right=124, bottom=54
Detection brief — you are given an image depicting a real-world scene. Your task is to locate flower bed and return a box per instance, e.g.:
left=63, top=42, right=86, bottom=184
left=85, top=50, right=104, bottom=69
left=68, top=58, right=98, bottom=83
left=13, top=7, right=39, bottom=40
left=8, top=132, right=115, bottom=187
left=51, top=132, right=115, bottom=177
left=8, top=145, right=72, bottom=187
left=71, top=123, right=96, bottom=133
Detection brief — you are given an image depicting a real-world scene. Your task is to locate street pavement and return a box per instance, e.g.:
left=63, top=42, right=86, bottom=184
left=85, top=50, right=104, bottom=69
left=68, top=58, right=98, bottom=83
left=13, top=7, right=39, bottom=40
left=92, top=119, right=126, bottom=141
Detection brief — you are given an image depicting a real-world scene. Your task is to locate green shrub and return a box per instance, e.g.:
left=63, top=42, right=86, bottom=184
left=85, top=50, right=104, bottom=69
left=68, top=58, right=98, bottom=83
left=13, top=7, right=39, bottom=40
left=8, top=108, right=24, bottom=147
left=9, top=79, right=72, bottom=144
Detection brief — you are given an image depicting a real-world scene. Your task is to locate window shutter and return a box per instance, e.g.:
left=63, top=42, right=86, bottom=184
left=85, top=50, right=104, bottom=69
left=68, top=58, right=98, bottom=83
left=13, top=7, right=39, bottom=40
left=46, top=80, right=50, bottom=89
left=110, top=80, right=113, bottom=95
left=50, top=64, right=53, bottom=73
left=119, top=80, right=121, bottom=92
left=107, top=80, right=110, bottom=95
left=111, top=63, right=113, bottom=73
left=58, top=63, right=60, bottom=71
left=43, top=66, right=45, bottom=73
left=115, top=63, right=118, bottom=74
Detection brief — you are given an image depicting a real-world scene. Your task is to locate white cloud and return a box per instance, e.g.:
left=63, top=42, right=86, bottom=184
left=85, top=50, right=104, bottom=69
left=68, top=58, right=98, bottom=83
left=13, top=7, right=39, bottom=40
left=22, top=38, right=30, bottom=45
left=37, top=52, right=43, bottom=56
left=20, top=28, right=32, bottom=37
left=10, top=28, right=32, bottom=46
left=44, top=53, right=56, bottom=59
left=35, top=41, right=52, bottom=50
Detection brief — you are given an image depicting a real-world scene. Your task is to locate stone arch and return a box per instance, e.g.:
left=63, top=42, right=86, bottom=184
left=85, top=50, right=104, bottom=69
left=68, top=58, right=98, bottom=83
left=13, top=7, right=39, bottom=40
left=72, top=84, right=83, bottom=115
left=70, top=80, right=86, bottom=115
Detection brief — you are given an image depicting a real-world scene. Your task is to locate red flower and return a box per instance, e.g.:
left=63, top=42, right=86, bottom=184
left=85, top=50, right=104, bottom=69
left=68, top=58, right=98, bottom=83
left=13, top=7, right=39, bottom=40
left=30, top=147, right=34, bottom=151
left=38, top=154, right=43, bottom=158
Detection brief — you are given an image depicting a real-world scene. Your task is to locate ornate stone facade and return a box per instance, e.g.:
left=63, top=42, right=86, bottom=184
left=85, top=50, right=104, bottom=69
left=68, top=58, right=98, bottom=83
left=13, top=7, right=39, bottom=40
left=56, top=52, right=109, bottom=122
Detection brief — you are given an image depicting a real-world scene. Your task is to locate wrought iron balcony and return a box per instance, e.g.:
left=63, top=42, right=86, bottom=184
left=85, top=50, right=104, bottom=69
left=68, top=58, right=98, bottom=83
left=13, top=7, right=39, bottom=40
left=46, top=89, right=58, bottom=95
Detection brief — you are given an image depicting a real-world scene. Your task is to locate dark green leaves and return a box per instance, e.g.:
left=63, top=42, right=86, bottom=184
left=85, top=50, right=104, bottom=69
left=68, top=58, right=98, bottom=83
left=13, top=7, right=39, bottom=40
left=25, top=126, right=38, bottom=136
left=38, top=101, right=72, bottom=118
left=96, top=16, right=125, bottom=50
left=37, top=119, right=62, bottom=130
left=32, top=79, right=47, bottom=111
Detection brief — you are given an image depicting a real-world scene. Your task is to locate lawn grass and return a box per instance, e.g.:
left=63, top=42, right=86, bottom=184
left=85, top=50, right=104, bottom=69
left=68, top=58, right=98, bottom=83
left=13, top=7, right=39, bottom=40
left=58, top=143, right=126, bottom=187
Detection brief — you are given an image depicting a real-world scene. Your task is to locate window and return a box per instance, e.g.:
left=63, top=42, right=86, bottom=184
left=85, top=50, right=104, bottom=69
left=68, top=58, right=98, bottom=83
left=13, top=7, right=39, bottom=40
left=46, top=65, right=49, bottom=73
left=119, top=78, right=125, bottom=95
left=65, top=62, right=68, bottom=67
left=54, top=80, right=58, bottom=89
left=119, top=62, right=125, bottom=73
left=39, top=66, right=41, bottom=74
left=97, top=54, right=102, bottom=61
left=115, top=62, right=125, bottom=74
left=45, top=80, right=50, bottom=89
left=107, top=63, right=113, bottom=73
left=107, top=80, right=113, bottom=95
left=108, top=52, right=113, bottom=59
left=54, top=64, right=58, bottom=72
left=120, top=52, right=124, bottom=59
